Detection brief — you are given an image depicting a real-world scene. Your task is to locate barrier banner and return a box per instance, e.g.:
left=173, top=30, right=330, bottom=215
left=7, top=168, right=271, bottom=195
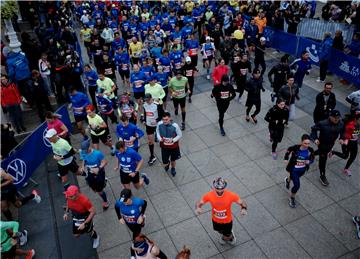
left=1, top=105, right=72, bottom=189
left=296, top=37, right=321, bottom=66
left=263, top=27, right=298, bottom=56
left=328, top=48, right=360, bottom=87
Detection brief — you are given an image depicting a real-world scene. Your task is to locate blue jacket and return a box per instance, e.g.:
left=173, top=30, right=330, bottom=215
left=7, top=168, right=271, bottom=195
left=319, top=36, right=333, bottom=61
left=116, top=123, right=144, bottom=148
left=84, top=70, right=99, bottom=87
left=6, top=52, right=31, bottom=82
left=348, top=40, right=360, bottom=57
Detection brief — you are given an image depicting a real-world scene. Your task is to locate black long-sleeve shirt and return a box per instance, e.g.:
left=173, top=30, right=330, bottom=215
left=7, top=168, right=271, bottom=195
left=212, top=83, right=236, bottom=103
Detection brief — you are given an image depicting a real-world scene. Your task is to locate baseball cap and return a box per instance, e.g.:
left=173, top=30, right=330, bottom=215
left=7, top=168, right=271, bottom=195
left=330, top=110, right=341, bottom=117
left=206, top=36, right=211, bottom=41
left=260, top=37, right=266, bottom=42
left=45, top=128, right=57, bottom=138
left=144, top=93, right=152, bottom=100
left=120, top=189, right=132, bottom=202
left=64, top=185, right=79, bottom=198
left=157, top=65, right=163, bottom=70
left=186, top=56, right=191, bottom=62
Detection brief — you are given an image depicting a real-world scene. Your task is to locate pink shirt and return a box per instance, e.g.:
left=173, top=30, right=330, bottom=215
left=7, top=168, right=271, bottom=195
left=47, top=119, right=66, bottom=136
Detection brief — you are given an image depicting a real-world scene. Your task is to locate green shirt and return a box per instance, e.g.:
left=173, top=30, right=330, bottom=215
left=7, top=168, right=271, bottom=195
left=0, top=221, right=19, bottom=252
left=145, top=83, right=165, bottom=104
left=88, top=114, right=106, bottom=136
left=96, top=77, right=115, bottom=99
left=51, top=138, right=73, bottom=166
left=169, top=76, right=188, bottom=99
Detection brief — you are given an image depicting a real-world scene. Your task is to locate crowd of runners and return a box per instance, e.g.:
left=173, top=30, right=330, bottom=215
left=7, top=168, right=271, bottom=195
left=1, top=1, right=360, bottom=258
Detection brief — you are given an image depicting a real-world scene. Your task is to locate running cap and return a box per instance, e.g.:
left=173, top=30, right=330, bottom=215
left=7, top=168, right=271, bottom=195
left=144, top=93, right=152, bottom=100
left=185, top=56, right=191, bottom=62
left=157, top=65, right=163, bottom=70
left=64, top=185, right=79, bottom=198
left=330, top=110, right=341, bottom=117
left=213, top=177, right=227, bottom=190
left=260, top=37, right=266, bottom=42
left=81, top=136, right=91, bottom=152
left=133, top=239, right=147, bottom=249
left=45, top=128, right=57, bottom=138
left=206, top=36, right=211, bottom=41
left=120, top=188, right=132, bottom=202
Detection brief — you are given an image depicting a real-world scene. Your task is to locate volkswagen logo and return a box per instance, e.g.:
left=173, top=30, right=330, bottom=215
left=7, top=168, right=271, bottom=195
left=7, top=159, right=27, bottom=184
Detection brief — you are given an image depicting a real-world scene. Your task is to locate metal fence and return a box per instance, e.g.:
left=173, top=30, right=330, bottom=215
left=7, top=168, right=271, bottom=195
left=297, top=18, right=355, bottom=45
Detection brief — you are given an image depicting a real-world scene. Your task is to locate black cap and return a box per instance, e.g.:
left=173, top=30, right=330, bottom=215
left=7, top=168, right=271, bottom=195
left=330, top=110, right=341, bottom=117
left=120, top=189, right=132, bottom=202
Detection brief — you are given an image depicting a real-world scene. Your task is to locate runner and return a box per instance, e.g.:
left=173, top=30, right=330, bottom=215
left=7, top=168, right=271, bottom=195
left=46, top=127, right=81, bottom=189
left=70, top=87, right=90, bottom=136
left=144, top=75, right=165, bottom=106
left=116, top=115, right=144, bottom=152
left=201, top=36, right=216, bottom=80
left=313, top=82, right=336, bottom=124
left=45, top=111, right=70, bottom=143
left=284, top=134, right=315, bottom=208
left=195, top=177, right=247, bottom=245
left=234, top=53, right=251, bottom=102
left=156, top=112, right=182, bottom=177
left=80, top=137, right=110, bottom=210
left=129, top=37, right=143, bottom=66
left=84, top=64, right=99, bottom=110
left=132, top=234, right=168, bottom=259
left=114, top=141, right=149, bottom=189
left=268, top=55, right=290, bottom=102
left=212, top=58, right=229, bottom=87
left=185, top=33, right=200, bottom=68
left=182, top=56, right=197, bottom=103
left=96, top=72, right=117, bottom=108
left=86, top=104, right=116, bottom=155
left=114, top=47, right=131, bottom=93
left=0, top=220, right=35, bottom=259
left=245, top=69, right=265, bottom=124
left=95, top=88, right=118, bottom=124
left=332, top=113, right=360, bottom=176
left=345, top=90, right=360, bottom=115
left=118, top=93, right=138, bottom=125
left=130, top=64, right=148, bottom=121
left=278, top=74, right=300, bottom=122
left=63, top=185, right=100, bottom=249
left=211, top=75, right=236, bottom=136
left=290, top=51, right=311, bottom=88
left=254, top=37, right=267, bottom=76
left=310, top=110, right=344, bottom=186
left=1, top=169, right=41, bottom=221
left=264, top=98, right=289, bottom=160
left=143, top=93, right=163, bottom=166
left=154, top=66, right=170, bottom=110
left=169, top=70, right=190, bottom=131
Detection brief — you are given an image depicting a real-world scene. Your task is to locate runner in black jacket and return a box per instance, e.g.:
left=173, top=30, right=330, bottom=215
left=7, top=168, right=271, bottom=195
left=245, top=69, right=264, bottom=124
left=268, top=55, right=290, bottom=102
left=264, top=98, right=289, bottom=159
left=212, top=75, right=236, bottom=136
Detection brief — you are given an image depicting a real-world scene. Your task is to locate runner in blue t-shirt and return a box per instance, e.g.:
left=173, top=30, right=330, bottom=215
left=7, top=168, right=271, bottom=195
left=114, top=141, right=149, bottom=190
left=70, top=88, right=90, bottom=136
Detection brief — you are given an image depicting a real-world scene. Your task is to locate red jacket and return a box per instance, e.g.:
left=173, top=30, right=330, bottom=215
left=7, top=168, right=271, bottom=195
left=1, top=82, right=22, bottom=107
left=212, top=65, right=229, bottom=86
left=344, top=120, right=359, bottom=140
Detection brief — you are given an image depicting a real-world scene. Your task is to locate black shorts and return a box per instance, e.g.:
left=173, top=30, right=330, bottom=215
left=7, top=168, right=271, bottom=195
left=1, top=185, right=18, bottom=203
left=203, top=56, right=214, bottom=63
left=119, top=70, right=130, bottom=80
left=74, top=114, right=87, bottom=123
left=58, top=159, right=79, bottom=177
left=161, top=147, right=181, bottom=164
left=173, top=97, right=186, bottom=109
left=91, top=129, right=111, bottom=144
left=134, top=91, right=145, bottom=100
left=146, top=125, right=156, bottom=135
left=84, top=41, right=92, bottom=49
left=212, top=220, right=233, bottom=237
left=72, top=218, right=94, bottom=235
left=1, top=245, right=16, bottom=259
left=126, top=222, right=144, bottom=239
left=162, top=87, right=168, bottom=103
left=86, top=169, right=106, bottom=192
left=120, top=171, right=140, bottom=185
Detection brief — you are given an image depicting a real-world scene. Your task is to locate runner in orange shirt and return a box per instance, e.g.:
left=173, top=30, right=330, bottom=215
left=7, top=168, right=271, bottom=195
left=195, top=177, right=247, bottom=245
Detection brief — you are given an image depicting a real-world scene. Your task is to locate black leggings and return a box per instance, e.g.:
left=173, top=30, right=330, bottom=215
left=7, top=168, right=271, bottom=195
left=216, top=101, right=230, bottom=128
left=333, top=140, right=358, bottom=169
left=188, top=77, right=194, bottom=98
left=246, top=103, right=261, bottom=117
left=255, top=58, right=266, bottom=76
left=235, top=77, right=246, bottom=98
left=314, top=147, right=331, bottom=176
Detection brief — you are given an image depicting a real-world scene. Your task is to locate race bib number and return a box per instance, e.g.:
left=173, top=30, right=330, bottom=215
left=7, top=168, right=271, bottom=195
left=240, top=69, right=248, bottom=75
left=213, top=209, right=227, bottom=219
left=134, top=81, right=143, bottom=88
left=175, top=63, right=182, bottom=69
left=73, top=107, right=84, bottom=114
left=295, top=159, right=306, bottom=169
left=164, top=66, right=170, bottom=72
left=174, top=89, right=185, bottom=97
left=120, top=164, right=132, bottom=173
left=205, top=50, right=213, bottom=56
left=124, top=139, right=134, bottom=147
left=121, top=64, right=128, bottom=70
left=163, top=137, right=173, bottom=145
left=186, top=70, right=193, bottom=77
left=73, top=217, right=85, bottom=227
left=123, top=215, right=136, bottom=223
left=220, top=91, right=229, bottom=99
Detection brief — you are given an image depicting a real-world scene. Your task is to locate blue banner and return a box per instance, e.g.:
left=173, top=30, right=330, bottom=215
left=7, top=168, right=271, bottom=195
left=1, top=105, right=72, bottom=189
left=328, top=48, right=360, bottom=87
left=263, top=27, right=297, bottom=56
left=296, top=37, right=321, bottom=66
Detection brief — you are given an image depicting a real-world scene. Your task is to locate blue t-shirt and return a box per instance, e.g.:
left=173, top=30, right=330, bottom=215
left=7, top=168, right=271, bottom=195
left=154, top=72, right=168, bottom=88
left=96, top=95, right=113, bottom=114
left=130, top=71, right=148, bottom=93
left=115, top=147, right=142, bottom=173
left=115, top=197, right=145, bottom=224
left=84, top=70, right=99, bottom=87
left=70, top=92, right=90, bottom=117
left=116, top=123, right=144, bottom=148
left=80, top=149, right=105, bottom=168
left=293, top=149, right=310, bottom=172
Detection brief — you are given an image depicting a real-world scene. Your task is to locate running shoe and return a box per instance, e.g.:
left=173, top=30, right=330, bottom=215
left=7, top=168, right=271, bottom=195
left=284, top=177, right=290, bottom=190
left=19, top=230, right=28, bottom=246
left=271, top=93, right=275, bottom=102
left=102, top=202, right=110, bottom=211
left=218, top=236, right=226, bottom=245
left=228, top=231, right=237, bottom=245
left=288, top=197, right=296, bottom=208
left=25, top=249, right=35, bottom=259
left=352, top=216, right=360, bottom=239
left=141, top=173, right=150, bottom=185
left=170, top=167, right=177, bottom=177
left=148, top=156, right=157, bottom=166
left=188, top=97, right=192, bottom=103
left=245, top=116, right=250, bottom=122
left=57, top=173, right=62, bottom=179
left=181, top=122, right=185, bottom=131
left=271, top=152, right=277, bottom=160
left=164, top=163, right=170, bottom=172
left=32, top=190, right=41, bottom=204
left=220, top=128, right=226, bottom=136
left=320, top=175, right=329, bottom=186
left=343, top=169, right=352, bottom=177
left=93, top=235, right=100, bottom=249
left=251, top=115, right=258, bottom=124
left=316, top=78, right=324, bottom=83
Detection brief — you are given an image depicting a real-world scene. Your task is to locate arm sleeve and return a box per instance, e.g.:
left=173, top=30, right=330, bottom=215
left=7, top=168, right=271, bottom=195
left=156, top=123, right=161, bottom=141
left=172, top=123, right=183, bottom=142
left=140, top=200, right=147, bottom=214
left=62, top=148, right=76, bottom=159
left=114, top=203, right=122, bottom=219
